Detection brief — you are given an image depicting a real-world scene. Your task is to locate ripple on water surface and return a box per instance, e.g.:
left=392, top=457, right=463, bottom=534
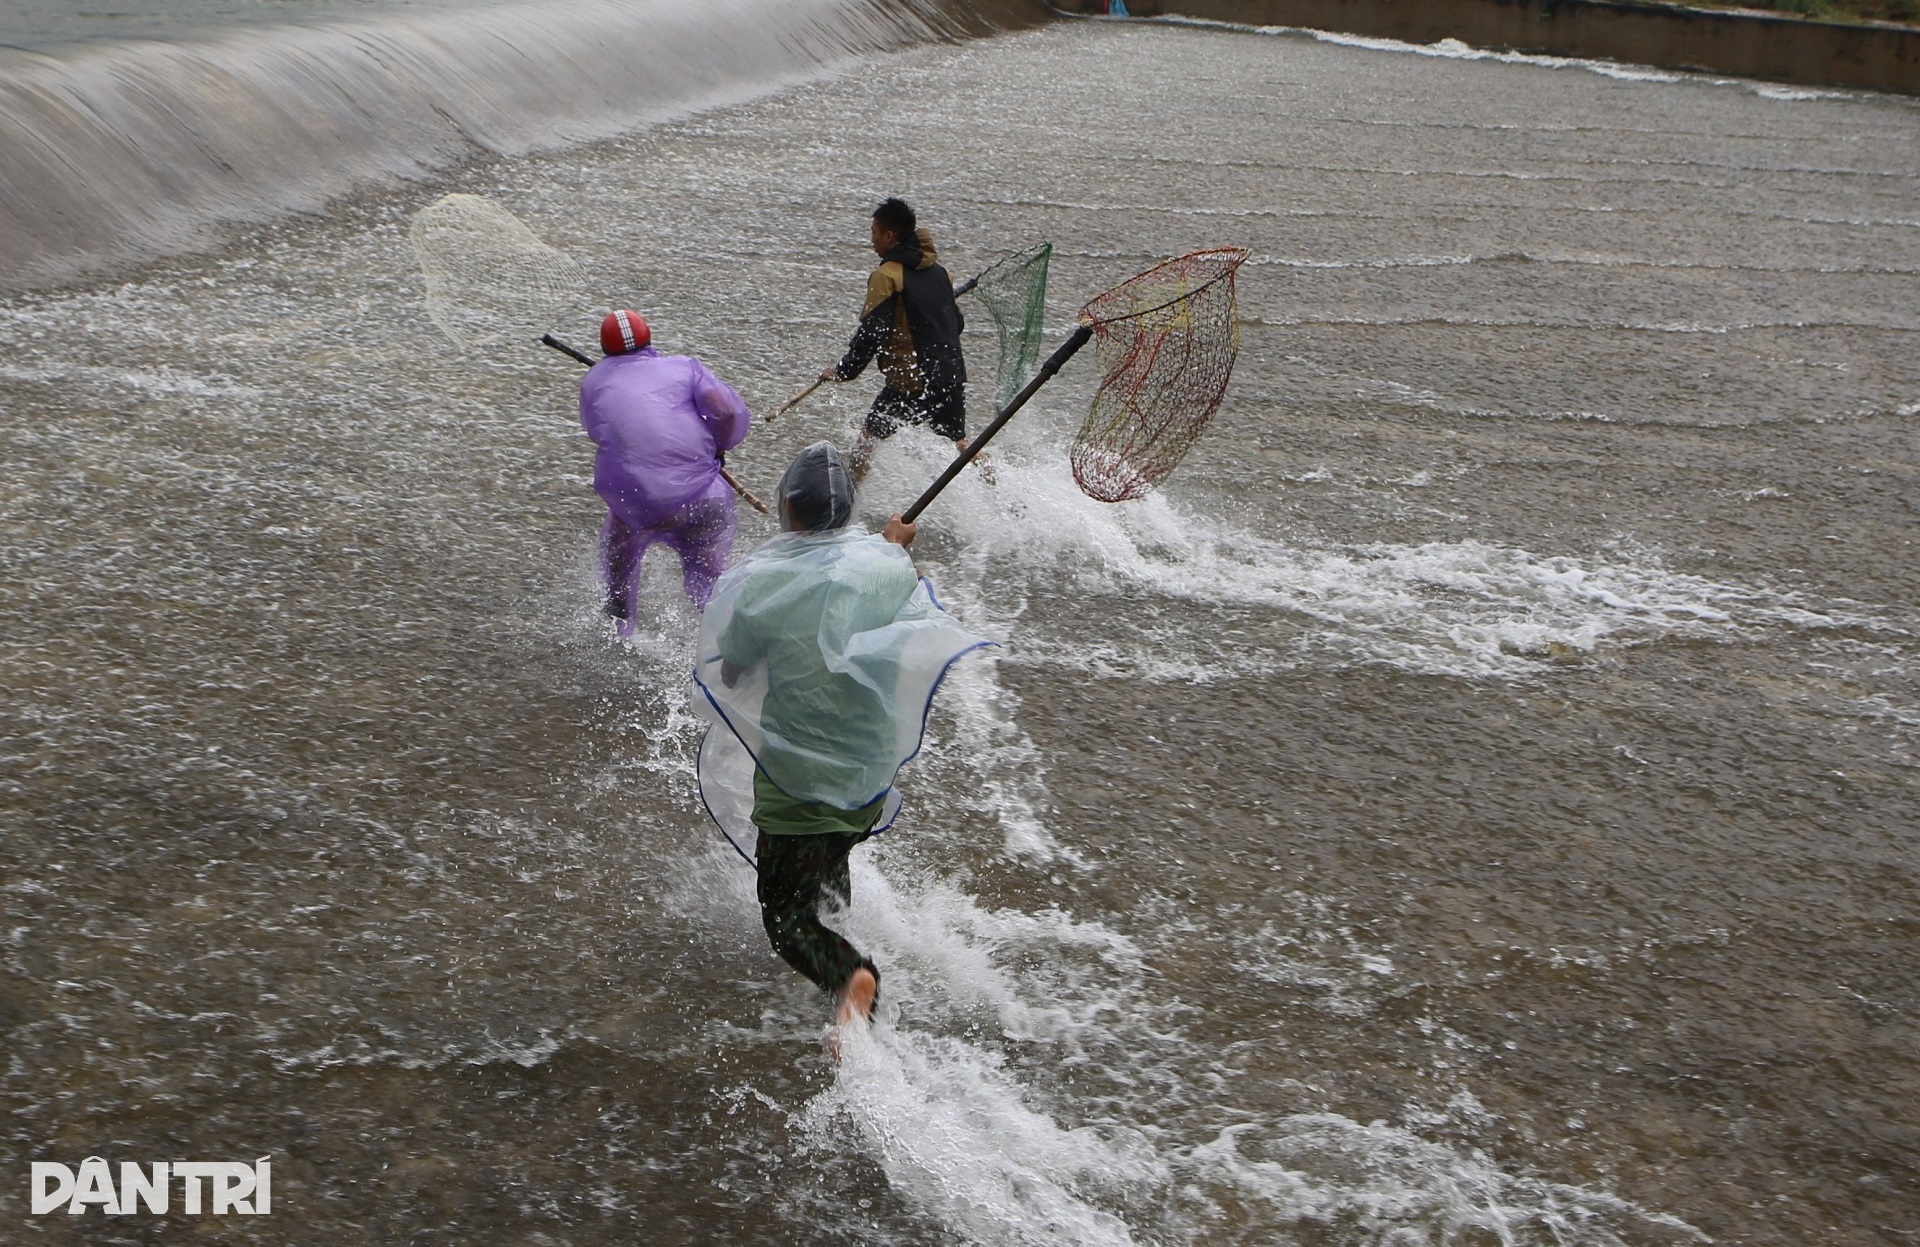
left=3, top=14, right=1917, bottom=1247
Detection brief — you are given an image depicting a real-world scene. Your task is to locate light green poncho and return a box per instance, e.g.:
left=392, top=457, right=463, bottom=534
left=691, top=527, right=990, bottom=866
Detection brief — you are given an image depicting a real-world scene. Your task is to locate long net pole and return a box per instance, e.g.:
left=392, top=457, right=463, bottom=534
left=901, top=324, right=1092, bottom=523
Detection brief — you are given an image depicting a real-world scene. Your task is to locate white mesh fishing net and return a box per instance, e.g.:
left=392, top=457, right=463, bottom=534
left=407, top=193, right=592, bottom=348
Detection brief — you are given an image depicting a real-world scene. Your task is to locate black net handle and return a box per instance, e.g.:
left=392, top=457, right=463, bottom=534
left=900, top=323, right=1093, bottom=523
left=541, top=333, right=595, bottom=366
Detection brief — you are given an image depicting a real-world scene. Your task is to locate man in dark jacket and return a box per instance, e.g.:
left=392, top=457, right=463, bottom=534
left=819, top=198, right=973, bottom=485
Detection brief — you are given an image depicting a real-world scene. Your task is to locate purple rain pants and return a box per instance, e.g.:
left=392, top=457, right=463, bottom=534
left=601, top=480, right=737, bottom=619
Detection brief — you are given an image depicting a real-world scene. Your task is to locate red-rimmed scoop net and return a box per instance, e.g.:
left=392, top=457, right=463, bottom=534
left=1070, top=247, right=1248, bottom=503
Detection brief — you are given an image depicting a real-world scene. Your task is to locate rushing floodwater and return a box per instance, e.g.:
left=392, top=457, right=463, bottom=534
left=3, top=10, right=1918, bottom=1246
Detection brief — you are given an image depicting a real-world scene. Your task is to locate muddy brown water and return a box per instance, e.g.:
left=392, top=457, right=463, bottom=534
left=2, top=13, right=1917, bottom=1245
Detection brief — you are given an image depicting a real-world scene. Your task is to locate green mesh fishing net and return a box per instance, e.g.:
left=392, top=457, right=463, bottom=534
left=959, top=241, right=1051, bottom=410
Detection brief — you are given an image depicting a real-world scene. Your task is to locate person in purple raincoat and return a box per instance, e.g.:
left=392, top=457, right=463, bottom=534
left=580, top=309, right=752, bottom=624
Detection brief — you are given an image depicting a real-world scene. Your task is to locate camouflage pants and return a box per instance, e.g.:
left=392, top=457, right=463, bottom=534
left=754, top=829, right=878, bottom=998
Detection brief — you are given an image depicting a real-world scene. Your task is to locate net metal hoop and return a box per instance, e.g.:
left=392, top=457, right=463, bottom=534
left=408, top=193, right=591, bottom=350
left=969, top=241, right=1051, bottom=296
left=1069, top=247, right=1248, bottom=503
left=1077, top=246, right=1248, bottom=329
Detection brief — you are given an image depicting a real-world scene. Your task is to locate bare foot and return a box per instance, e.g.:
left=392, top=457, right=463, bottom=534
left=828, top=967, right=878, bottom=1063
left=836, top=967, right=877, bottom=1027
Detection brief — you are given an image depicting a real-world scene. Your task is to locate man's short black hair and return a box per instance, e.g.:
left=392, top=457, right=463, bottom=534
left=872, top=197, right=916, bottom=240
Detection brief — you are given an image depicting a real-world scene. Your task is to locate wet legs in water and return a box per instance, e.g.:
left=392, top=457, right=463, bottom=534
left=754, top=829, right=878, bottom=1020
left=669, top=497, right=735, bottom=609
left=850, top=429, right=991, bottom=487
left=850, top=386, right=990, bottom=486
left=600, top=515, right=644, bottom=622
left=599, top=495, right=738, bottom=620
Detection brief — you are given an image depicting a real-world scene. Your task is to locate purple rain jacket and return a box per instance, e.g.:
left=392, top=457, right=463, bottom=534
left=579, top=346, right=752, bottom=530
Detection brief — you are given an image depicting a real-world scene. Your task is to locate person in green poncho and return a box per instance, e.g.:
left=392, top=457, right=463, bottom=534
left=697, top=442, right=985, bottom=1036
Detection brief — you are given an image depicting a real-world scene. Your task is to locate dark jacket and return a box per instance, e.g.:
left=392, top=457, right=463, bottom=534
left=835, top=228, right=966, bottom=396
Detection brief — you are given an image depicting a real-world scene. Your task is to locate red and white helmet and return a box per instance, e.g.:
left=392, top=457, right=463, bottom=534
left=600, top=309, right=651, bottom=356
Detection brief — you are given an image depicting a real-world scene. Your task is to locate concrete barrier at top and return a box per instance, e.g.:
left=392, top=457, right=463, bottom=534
left=1060, top=0, right=1920, bottom=95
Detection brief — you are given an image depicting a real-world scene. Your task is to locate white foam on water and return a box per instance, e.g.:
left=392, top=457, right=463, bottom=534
left=759, top=833, right=1703, bottom=1245
left=1231, top=900, right=1401, bottom=1020
left=1142, top=13, right=1854, bottom=102
left=917, top=650, right=1083, bottom=865
left=973, top=192, right=1352, bottom=220
left=659, top=831, right=770, bottom=963
left=0, top=361, right=263, bottom=399
left=838, top=852, right=1142, bottom=1046
left=1172, top=1115, right=1706, bottom=1245
left=796, top=852, right=1157, bottom=1245
left=653, top=796, right=1162, bottom=1242
left=1250, top=253, right=1479, bottom=270
left=1750, top=82, right=1852, bottom=101
left=851, top=420, right=1885, bottom=684
left=270, top=1019, right=577, bottom=1074
left=1258, top=312, right=1886, bottom=335
left=1795, top=638, right=1920, bottom=742
left=1248, top=251, right=1920, bottom=277
left=901, top=539, right=1094, bottom=864
left=1146, top=16, right=1680, bottom=81
left=619, top=425, right=1741, bottom=1245
left=582, top=545, right=740, bottom=793
left=1374, top=30, right=1665, bottom=76
left=801, top=1024, right=1156, bottom=1247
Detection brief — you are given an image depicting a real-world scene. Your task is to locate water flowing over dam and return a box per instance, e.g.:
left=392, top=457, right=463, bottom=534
left=0, top=0, right=1050, bottom=292
left=2, top=3, right=1917, bottom=1244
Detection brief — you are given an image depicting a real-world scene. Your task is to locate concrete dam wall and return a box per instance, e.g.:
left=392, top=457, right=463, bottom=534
left=1062, top=0, right=1920, bottom=95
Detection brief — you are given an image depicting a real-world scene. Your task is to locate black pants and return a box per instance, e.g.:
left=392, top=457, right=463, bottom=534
left=864, top=385, right=966, bottom=442
left=755, top=829, right=879, bottom=997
